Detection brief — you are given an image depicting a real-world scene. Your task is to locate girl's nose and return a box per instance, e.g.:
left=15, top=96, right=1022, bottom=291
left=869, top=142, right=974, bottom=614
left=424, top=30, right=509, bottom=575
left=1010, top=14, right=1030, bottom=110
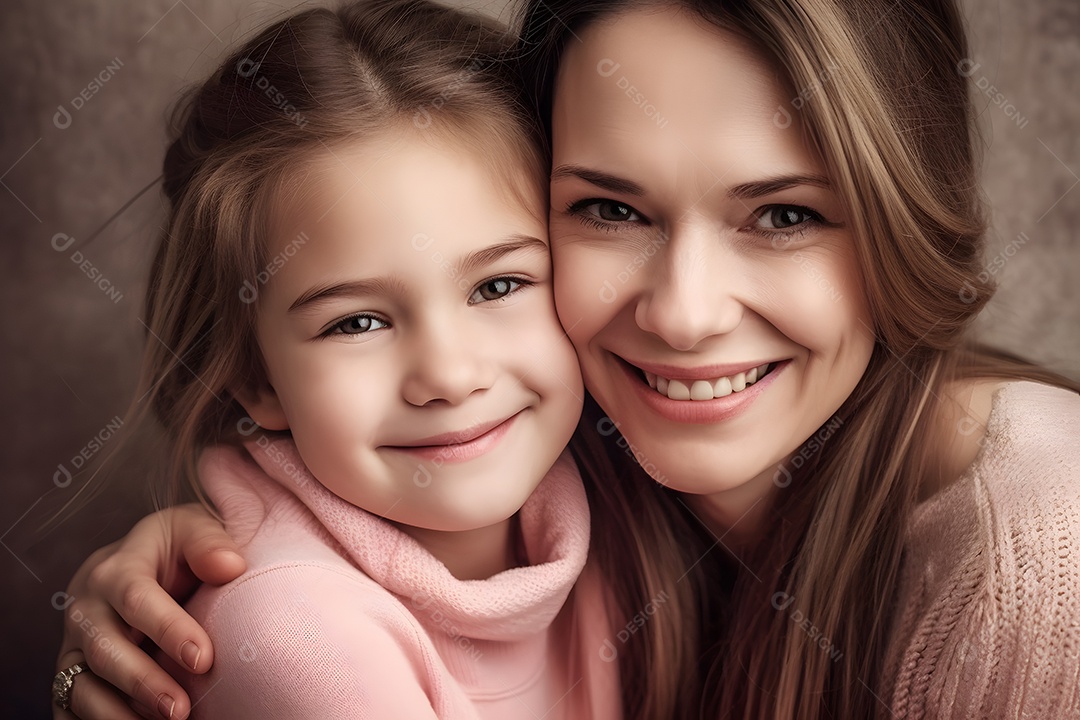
left=400, top=321, right=496, bottom=407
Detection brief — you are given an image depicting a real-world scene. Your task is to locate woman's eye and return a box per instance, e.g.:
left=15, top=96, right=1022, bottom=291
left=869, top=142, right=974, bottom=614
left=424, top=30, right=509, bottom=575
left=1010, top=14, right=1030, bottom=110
left=331, top=315, right=388, bottom=335
left=756, top=205, right=820, bottom=230
left=571, top=199, right=644, bottom=224
left=470, top=277, right=523, bottom=303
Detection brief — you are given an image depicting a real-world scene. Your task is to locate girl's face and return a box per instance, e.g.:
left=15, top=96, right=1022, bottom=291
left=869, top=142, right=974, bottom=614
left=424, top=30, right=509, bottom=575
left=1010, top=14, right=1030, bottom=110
left=548, top=7, right=876, bottom=504
left=241, top=130, right=583, bottom=533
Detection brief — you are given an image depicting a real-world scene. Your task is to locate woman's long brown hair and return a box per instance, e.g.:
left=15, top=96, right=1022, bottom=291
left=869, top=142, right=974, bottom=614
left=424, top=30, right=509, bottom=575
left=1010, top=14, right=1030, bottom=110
left=516, top=0, right=1078, bottom=717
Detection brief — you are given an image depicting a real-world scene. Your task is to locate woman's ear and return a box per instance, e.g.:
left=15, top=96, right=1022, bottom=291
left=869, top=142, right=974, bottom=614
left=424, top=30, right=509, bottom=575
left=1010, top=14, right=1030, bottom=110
left=233, top=381, right=289, bottom=431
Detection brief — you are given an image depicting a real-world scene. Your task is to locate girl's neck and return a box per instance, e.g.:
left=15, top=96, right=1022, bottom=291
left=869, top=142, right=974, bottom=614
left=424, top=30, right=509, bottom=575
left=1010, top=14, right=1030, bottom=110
left=396, top=514, right=523, bottom=580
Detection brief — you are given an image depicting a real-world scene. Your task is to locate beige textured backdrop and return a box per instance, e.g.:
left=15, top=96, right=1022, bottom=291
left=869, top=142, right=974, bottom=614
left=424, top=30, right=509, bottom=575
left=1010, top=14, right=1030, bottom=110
left=1, top=0, right=1076, bottom=715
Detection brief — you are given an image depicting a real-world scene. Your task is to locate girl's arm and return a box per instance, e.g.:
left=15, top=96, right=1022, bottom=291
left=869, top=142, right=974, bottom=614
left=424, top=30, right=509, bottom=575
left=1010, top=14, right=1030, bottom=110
left=55, top=504, right=245, bottom=720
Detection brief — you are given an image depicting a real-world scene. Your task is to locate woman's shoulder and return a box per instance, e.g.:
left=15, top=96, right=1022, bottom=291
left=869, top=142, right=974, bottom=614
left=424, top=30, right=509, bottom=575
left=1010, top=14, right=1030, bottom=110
left=967, top=379, right=1080, bottom=506
left=887, top=380, right=1080, bottom=718
left=910, top=379, right=1080, bottom=561
left=923, top=377, right=1079, bottom=506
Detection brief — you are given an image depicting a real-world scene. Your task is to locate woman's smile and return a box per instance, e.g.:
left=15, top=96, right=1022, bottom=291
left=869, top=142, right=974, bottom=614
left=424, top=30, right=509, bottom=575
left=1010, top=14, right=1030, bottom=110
left=620, top=356, right=788, bottom=424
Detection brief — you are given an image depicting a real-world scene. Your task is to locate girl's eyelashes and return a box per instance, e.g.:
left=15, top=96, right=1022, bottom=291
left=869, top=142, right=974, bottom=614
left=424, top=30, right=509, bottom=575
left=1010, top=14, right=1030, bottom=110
left=321, top=313, right=390, bottom=338
left=565, top=198, right=648, bottom=231
left=319, top=276, right=532, bottom=338
left=468, top=276, right=531, bottom=304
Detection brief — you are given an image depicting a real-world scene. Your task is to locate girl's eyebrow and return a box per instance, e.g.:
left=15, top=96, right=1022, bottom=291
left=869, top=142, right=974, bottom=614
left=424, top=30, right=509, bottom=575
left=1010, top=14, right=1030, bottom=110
left=289, top=276, right=409, bottom=314
left=287, top=234, right=548, bottom=314
left=551, top=164, right=831, bottom=201
left=456, top=234, right=548, bottom=277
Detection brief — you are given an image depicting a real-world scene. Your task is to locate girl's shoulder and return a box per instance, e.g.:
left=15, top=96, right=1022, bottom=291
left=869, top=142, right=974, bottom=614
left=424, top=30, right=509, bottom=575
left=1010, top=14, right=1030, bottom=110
left=180, top=561, right=454, bottom=720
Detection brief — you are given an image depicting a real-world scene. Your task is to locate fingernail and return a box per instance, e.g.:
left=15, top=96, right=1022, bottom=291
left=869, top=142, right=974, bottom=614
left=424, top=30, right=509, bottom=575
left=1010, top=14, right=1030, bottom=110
left=181, top=640, right=202, bottom=671
left=157, top=693, right=176, bottom=718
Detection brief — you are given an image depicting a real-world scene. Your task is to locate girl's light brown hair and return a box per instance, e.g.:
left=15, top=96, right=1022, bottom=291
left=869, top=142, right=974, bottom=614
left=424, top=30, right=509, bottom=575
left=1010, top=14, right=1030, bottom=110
left=134, top=0, right=545, bottom=507
left=515, top=0, right=1078, bottom=717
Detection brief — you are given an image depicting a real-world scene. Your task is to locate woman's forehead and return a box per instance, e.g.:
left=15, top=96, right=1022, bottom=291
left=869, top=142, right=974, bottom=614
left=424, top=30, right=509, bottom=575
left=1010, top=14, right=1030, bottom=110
left=551, top=7, right=824, bottom=195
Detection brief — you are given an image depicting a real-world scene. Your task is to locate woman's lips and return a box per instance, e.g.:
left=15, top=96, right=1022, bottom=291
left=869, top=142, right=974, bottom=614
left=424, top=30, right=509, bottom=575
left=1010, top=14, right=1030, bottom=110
left=384, top=412, right=520, bottom=463
left=617, top=357, right=788, bottom=424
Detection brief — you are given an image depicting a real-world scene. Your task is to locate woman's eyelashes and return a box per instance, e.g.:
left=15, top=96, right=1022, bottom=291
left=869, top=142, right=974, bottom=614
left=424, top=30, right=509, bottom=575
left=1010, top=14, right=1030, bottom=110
left=747, top=204, right=832, bottom=243
left=565, top=198, right=648, bottom=231
left=566, top=196, right=832, bottom=244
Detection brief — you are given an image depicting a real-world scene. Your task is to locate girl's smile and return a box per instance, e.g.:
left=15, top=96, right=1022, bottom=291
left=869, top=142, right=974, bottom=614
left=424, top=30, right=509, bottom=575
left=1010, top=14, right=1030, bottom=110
left=239, top=129, right=584, bottom=536
left=381, top=410, right=523, bottom=463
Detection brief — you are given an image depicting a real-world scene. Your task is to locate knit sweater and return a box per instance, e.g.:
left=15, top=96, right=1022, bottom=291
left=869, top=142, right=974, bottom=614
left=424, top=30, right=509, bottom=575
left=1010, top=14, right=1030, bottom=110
left=179, top=439, right=621, bottom=720
left=885, top=381, right=1080, bottom=718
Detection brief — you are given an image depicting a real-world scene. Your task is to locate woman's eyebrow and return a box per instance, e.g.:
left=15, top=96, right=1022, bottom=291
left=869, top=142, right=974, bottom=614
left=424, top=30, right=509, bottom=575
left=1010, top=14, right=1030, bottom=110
left=550, top=165, right=645, bottom=196
left=727, top=174, right=831, bottom=200
left=551, top=165, right=829, bottom=202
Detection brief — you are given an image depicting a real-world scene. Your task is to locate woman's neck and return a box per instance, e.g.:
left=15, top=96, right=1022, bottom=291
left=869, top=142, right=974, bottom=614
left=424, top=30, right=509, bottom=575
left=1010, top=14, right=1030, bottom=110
left=683, top=467, right=778, bottom=549
left=918, top=376, right=1003, bottom=501
left=396, top=515, right=522, bottom=581
left=685, top=377, right=1006, bottom=545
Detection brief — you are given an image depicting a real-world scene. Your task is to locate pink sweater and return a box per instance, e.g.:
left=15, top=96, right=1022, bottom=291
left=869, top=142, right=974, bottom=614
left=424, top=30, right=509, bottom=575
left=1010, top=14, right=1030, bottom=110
left=885, top=381, right=1080, bottom=717
left=179, top=440, right=621, bottom=719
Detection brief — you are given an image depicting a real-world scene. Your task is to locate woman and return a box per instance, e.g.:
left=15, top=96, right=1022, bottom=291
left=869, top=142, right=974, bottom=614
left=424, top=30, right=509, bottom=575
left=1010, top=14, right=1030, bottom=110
left=55, top=0, right=1080, bottom=718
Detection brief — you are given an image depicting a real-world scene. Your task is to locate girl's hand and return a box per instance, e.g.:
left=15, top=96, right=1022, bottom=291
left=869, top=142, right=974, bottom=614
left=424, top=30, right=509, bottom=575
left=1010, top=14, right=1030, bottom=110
left=53, top=504, right=245, bottom=720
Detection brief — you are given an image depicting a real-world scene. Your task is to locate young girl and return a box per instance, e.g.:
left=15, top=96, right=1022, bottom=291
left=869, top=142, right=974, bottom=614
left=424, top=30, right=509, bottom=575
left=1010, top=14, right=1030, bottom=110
left=57, top=0, right=1080, bottom=718
left=54, top=1, right=626, bottom=718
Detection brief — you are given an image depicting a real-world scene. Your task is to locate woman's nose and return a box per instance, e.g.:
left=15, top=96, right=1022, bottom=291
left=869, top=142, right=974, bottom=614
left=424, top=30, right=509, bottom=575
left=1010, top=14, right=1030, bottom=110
left=633, top=227, right=744, bottom=351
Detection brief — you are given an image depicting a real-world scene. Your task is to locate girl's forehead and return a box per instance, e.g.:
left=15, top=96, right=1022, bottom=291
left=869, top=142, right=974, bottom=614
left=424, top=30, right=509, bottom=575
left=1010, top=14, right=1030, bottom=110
left=261, top=129, right=548, bottom=265
left=275, top=125, right=545, bottom=226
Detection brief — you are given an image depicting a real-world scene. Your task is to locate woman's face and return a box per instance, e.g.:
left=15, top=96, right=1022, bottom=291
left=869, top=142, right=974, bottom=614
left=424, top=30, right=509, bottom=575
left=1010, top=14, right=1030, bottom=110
left=549, top=7, right=876, bottom=502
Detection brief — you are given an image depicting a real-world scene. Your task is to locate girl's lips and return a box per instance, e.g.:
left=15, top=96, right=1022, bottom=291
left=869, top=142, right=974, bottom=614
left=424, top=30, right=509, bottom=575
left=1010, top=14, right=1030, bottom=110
left=384, top=412, right=520, bottom=463
left=617, top=357, right=789, bottom=425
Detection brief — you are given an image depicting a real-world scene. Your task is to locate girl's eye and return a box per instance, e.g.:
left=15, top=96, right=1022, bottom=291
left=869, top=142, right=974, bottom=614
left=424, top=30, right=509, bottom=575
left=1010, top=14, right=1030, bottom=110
left=755, top=205, right=821, bottom=230
left=329, top=314, right=389, bottom=336
left=469, top=277, right=524, bottom=303
left=568, top=199, right=645, bottom=226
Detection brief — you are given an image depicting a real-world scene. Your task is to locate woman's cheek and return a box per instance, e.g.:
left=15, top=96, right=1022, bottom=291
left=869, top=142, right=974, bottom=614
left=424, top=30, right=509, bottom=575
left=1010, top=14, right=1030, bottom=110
left=771, top=246, right=873, bottom=354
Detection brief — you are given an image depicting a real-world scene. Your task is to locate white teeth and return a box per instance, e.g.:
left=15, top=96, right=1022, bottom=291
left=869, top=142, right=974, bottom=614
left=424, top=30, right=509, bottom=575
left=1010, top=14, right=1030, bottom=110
left=645, top=362, right=775, bottom=401
left=667, top=379, right=691, bottom=400
left=690, top=380, right=714, bottom=400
